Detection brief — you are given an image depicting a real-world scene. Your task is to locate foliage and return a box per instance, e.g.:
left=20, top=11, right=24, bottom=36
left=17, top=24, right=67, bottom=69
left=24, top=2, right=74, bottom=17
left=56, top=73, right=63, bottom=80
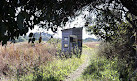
left=15, top=36, right=27, bottom=42
left=98, top=42, right=137, bottom=81
left=87, top=10, right=133, bottom=41
left=76, top=45, right=119, bottom=81
left=84, top=1, right=137, bottom=80
left=0, top=0, right=92, bottom=45
left=12, top=33, right=57, bottom=43
left=33, top=32, right=52, bottom=41
left=1, top=0, right=137, bottom=45
left=77, top=38, right=137, bottom=81
left=84, top=0, right=137, bottom=43
left=94, top=22, right=137, bottom=80
left=20, top=54, right=86, bottom=81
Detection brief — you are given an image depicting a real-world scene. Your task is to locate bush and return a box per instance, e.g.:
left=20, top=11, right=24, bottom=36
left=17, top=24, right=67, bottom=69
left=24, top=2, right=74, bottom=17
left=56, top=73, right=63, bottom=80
left=15, top=36, right=27, bottom=42
left=97, top=41, right=137, bottom=80
left=95, top=22, right=137, bottom=80
left=77, top=38, right=137, bottom=81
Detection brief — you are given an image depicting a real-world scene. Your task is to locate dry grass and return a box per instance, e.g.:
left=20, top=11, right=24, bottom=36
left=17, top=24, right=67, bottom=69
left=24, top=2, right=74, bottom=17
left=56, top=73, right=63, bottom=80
left=0, top=42, right=57, bottom=79
left=84, top=42, right=100, bottom=48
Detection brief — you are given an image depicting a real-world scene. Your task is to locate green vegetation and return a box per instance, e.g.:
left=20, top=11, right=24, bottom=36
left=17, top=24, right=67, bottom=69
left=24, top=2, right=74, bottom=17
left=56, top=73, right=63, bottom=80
left=83, top=21, right=137, bottom=80
left=33, top=32, right=53, bottom=41
left=76, top=52, right=118, bottom=81
left=20, top=54, right=86, bottom=81
left=13, top=32, right=60, bottom=43
left=15, top=36, right=28, bottom=42
left=0, top=40, right=87, bottom=81
left=76, top=46, right=119, bottom=81
left=77, top=37, right=137, bottom=81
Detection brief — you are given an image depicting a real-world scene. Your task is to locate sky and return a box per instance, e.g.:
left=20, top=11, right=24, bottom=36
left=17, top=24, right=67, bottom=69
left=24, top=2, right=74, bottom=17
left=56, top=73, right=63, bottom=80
left=28, top=11, right=97, bottom=39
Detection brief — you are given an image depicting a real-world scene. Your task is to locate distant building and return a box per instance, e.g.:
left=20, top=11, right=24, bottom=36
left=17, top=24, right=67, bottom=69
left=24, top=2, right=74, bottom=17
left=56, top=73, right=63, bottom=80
left=61, top=27, right=83, bottom=53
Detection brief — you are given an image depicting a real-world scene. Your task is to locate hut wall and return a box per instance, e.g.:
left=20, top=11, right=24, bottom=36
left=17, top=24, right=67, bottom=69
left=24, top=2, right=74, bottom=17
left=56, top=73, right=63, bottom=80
left=62, top=27, right=83, bottom=53
left=62, top=29, right=72, bottom=52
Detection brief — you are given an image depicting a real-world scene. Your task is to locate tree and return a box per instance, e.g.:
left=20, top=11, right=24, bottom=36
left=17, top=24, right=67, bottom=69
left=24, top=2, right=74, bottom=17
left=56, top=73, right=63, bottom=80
left=0, top=0, right=93, bottom=45
left=1, top=0, right=137, bottom=45
left=84, top=0, right=137, bottom=80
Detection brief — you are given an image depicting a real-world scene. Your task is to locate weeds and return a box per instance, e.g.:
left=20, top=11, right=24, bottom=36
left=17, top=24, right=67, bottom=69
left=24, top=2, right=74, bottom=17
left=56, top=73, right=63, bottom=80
left=76, top=43, right=119, bottom=81
left=0, top=42, right=55, bottom=80
left=19, top=51, right=86, bottom=81
left=0, top=41, right=87, bottom=81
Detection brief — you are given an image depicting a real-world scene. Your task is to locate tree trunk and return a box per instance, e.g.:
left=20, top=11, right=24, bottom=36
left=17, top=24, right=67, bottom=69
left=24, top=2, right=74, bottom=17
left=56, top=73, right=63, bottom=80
left=135, top=29, right=137, bottom=68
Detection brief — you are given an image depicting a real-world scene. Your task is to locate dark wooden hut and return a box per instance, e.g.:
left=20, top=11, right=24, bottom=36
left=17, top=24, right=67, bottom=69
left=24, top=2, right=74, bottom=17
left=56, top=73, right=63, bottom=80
left=61, top=27, right=83, bottom=53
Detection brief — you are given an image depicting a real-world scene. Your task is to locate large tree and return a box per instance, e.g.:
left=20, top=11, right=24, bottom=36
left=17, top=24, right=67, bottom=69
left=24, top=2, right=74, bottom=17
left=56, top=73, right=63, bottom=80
left=0, top=0, right=93, bottom=45
left=0, top=0, right=137, bottom=45
left=84, top=0, right=137, bottom=80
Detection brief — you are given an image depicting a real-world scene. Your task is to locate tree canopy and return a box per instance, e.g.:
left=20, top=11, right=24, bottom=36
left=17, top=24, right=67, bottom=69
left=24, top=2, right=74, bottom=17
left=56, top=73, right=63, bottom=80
left=86, top=0, right=137, bottom=41
left=0, top=0, right=137, bottom=45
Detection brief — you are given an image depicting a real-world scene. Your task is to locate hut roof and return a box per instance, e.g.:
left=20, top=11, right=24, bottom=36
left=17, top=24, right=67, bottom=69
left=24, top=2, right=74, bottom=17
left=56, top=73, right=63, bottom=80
left=61, top=27, right=83, bottom=31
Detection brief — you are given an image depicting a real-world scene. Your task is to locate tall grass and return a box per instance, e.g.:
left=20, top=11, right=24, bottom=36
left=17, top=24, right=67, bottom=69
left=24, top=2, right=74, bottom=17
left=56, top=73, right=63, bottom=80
left=0, top=42, right=56, bottom=80
left=76, top=42, right=120, bottom=81
left=0, top=41, right=87, bottom=81
left=20, top=54, right=86, bottom=81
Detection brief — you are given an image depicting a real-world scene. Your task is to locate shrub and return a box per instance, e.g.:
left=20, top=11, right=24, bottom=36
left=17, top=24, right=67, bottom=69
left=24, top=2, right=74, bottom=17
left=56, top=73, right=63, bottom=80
left=97, top=41, right=137, bottom=80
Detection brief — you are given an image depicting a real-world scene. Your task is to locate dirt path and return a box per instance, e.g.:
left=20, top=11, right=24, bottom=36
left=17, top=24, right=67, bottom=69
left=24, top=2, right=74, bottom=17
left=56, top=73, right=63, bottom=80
left=64, top=48, right=91, bottom=81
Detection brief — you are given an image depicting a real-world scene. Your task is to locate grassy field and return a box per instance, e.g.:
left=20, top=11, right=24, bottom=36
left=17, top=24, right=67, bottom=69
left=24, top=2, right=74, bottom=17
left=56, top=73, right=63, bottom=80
left=20, top=53, right=86, bottom=81
left=84, top=42, right=100, bottom=49
left=0, top=41, right=87, bottom=81
left=1, top=41, right=135, bottom=81
left=0, top=42, right=56, bottom=80
left=76, top=42, right=120, bottom=81
left=1, top=41, right=118, bottom=81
